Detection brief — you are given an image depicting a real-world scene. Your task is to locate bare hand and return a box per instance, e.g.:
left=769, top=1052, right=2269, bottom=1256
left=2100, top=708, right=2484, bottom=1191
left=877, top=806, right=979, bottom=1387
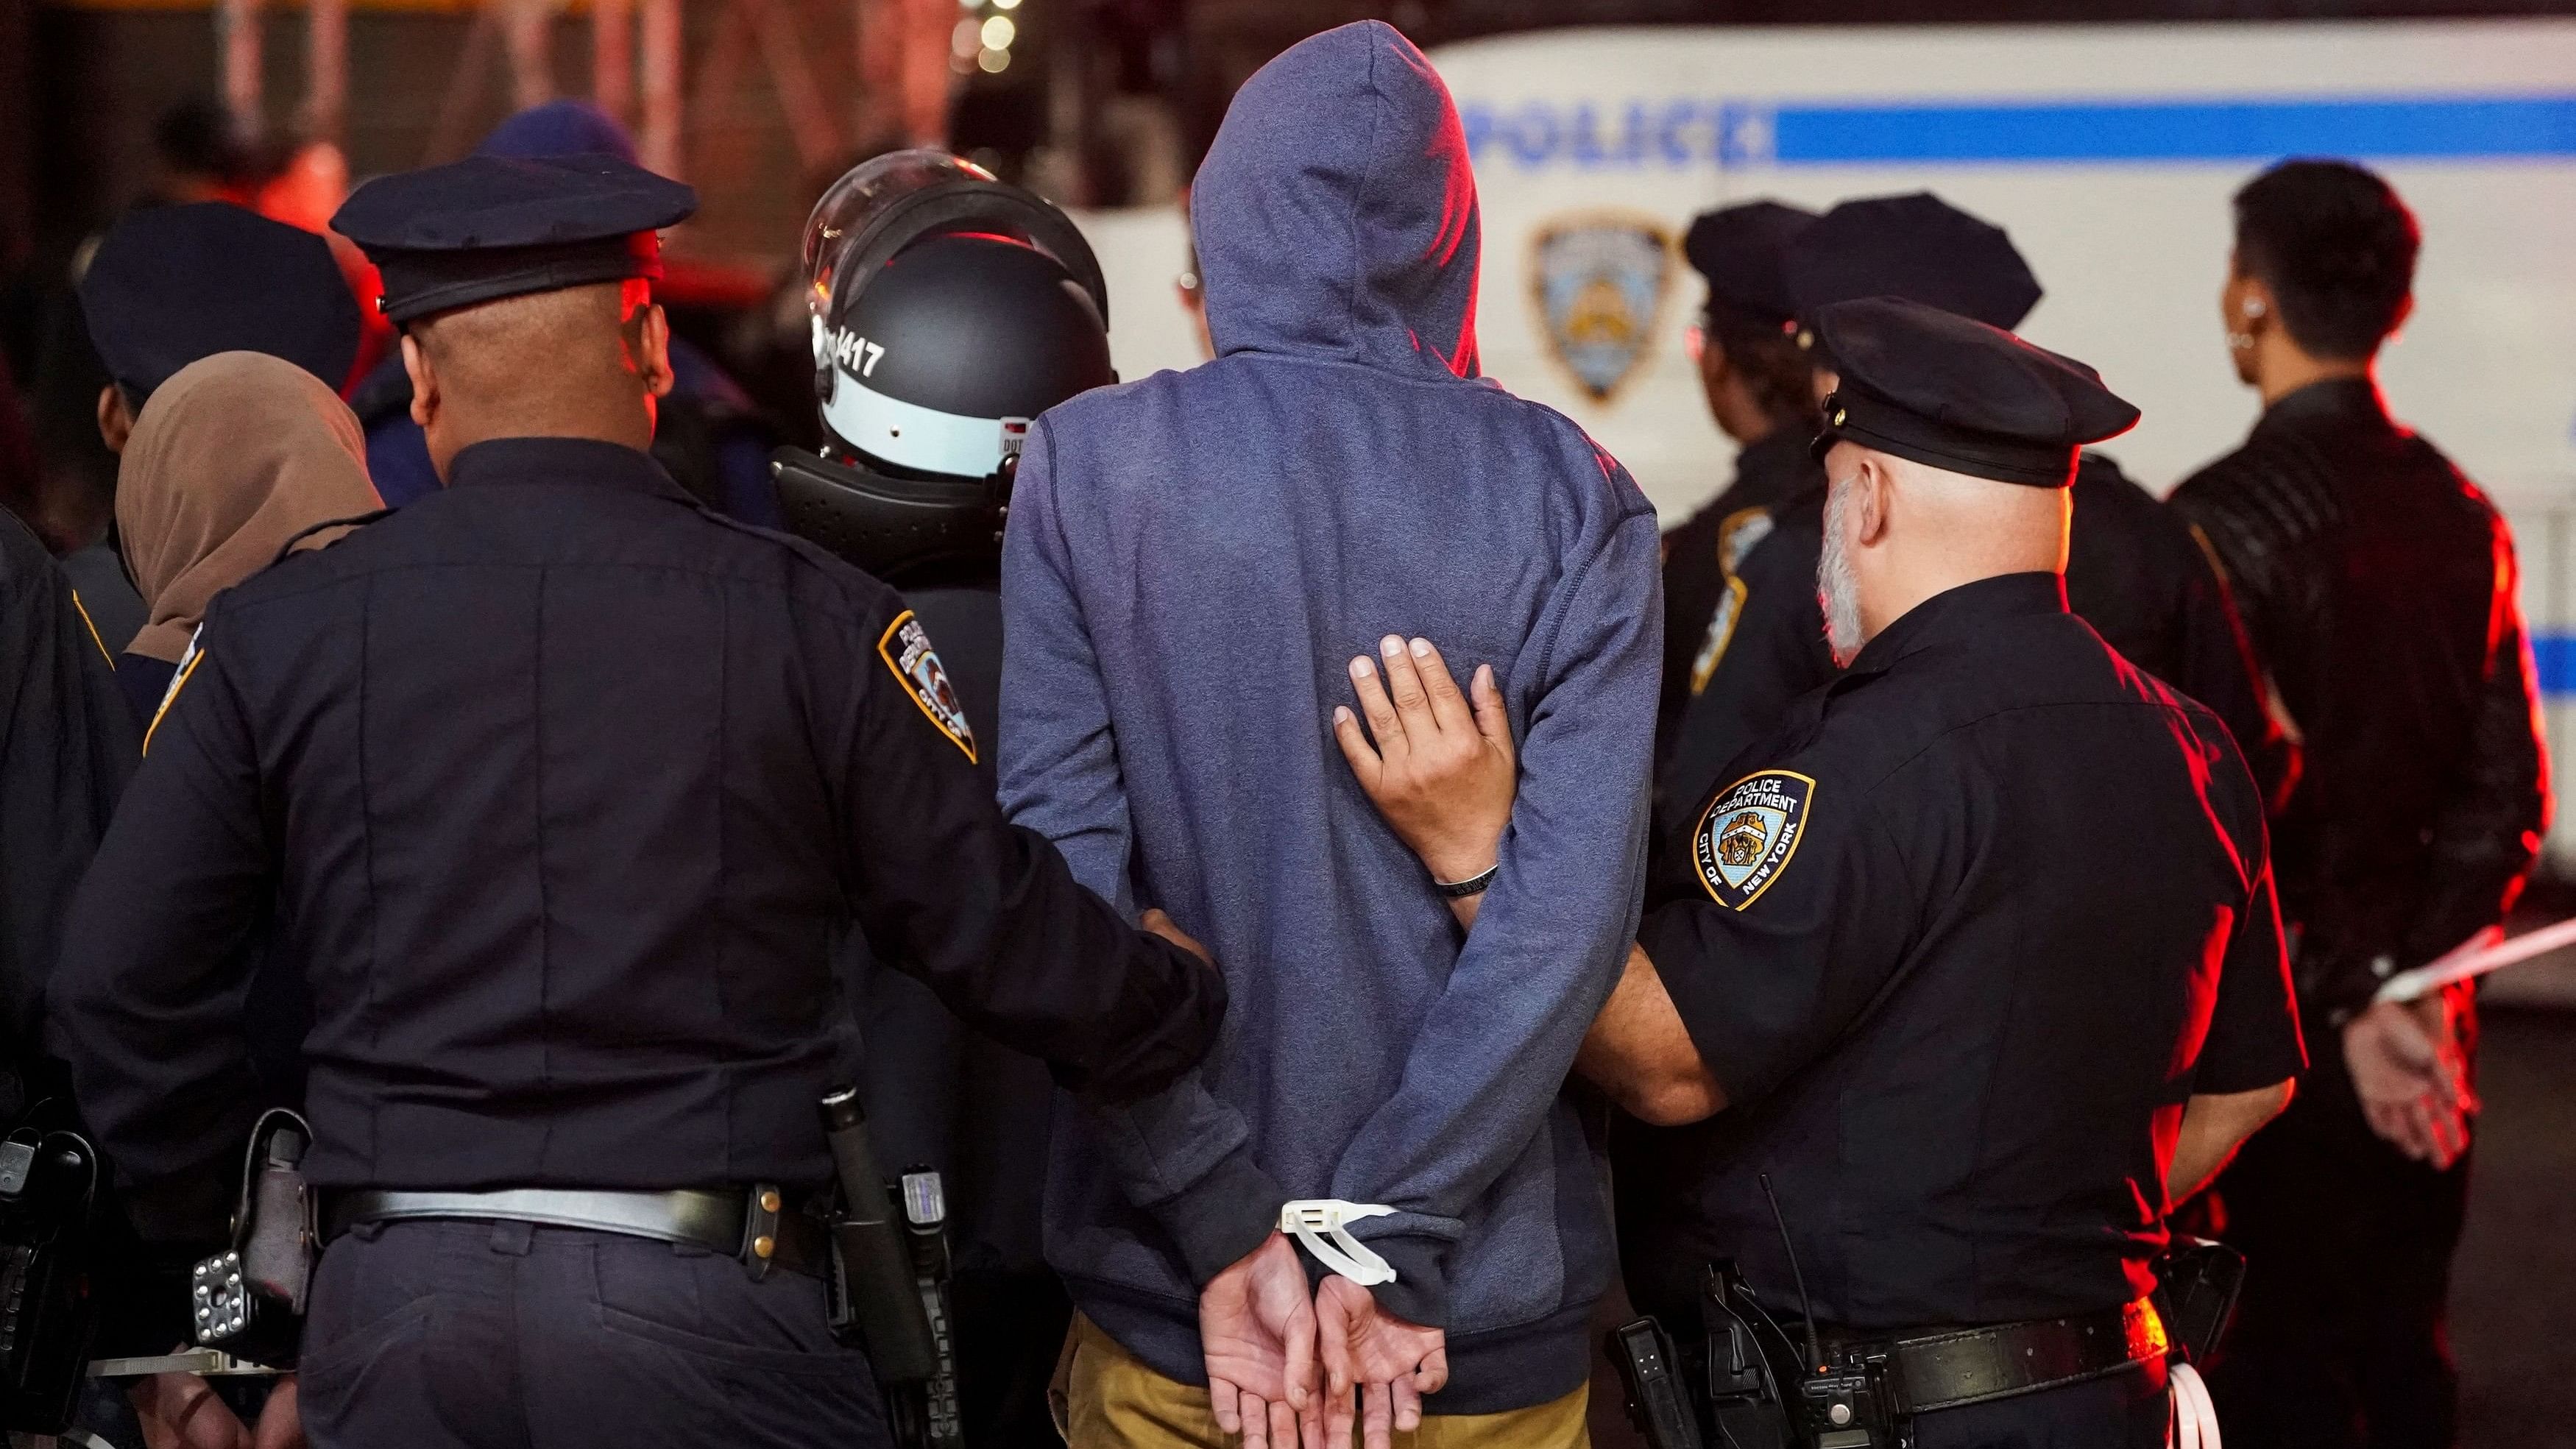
left=1314, top=1275, right=1448, bottom=1449
left=1142, top=907, right=1212, bottom=967
left=130, top=1368, right=252, bottom=1449
left=1331, top=635, right=1516, bottom=885
left=2346, top=993, right=2475, bottom=1169
left=253, top=1376, right=304, bottom=1449
left=1200, top=1233, right=1320, bottom=1449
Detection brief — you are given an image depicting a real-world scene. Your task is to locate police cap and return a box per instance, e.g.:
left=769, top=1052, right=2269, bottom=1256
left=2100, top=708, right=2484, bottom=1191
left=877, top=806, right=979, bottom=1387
left=330, top=154, right=696, bottom=325
left=1809, top=295, right=2138, bottom=488
left=80, top=202, right=363, bottom=400
left=1682, top=199, right=1816, bottom=327
left=1785, top=192, right=2042, bottom=337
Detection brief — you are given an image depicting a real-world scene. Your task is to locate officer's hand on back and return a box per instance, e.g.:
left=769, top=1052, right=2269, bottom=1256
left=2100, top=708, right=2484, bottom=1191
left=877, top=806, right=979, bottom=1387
left=1330, top=635, right=1516, bottom=899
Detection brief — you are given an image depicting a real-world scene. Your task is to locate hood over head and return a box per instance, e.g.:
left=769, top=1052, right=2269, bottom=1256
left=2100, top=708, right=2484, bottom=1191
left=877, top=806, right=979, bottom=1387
left=1190, top=21, right=1479, bottom=378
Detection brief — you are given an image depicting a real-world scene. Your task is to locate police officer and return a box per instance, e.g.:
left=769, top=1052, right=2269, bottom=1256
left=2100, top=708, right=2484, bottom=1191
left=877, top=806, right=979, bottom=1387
left=48, top=152, right=1224, bottom=1449
left=768, top=149, right=1118, bottom=1444
left=1659, top=193, right=2282, bottom=843
left=1337, top=297, right=2305, bottom=1445
left=2172, top=159, right=2547, bottom=1449
left=1657, top=200, right=1821, bottom=773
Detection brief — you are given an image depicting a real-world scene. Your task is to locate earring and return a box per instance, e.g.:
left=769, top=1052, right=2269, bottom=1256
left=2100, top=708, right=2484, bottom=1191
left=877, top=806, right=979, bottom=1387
left=2227, top=332, right=2254, bottom=350
left=2243, top=299, right=2265, bottom=318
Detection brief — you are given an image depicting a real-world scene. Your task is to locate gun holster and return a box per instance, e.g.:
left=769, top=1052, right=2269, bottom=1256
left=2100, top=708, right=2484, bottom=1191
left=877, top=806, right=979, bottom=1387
left=2151, top=1236, right=2247, bottom=1365
left=0, top=1116, right=101, bottom=1434
left=191, top=1109, right=316, bottom=1367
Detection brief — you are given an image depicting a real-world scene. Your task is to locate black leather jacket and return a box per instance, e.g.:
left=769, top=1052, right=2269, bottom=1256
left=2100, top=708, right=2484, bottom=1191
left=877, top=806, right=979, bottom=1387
left=2172, top=379, right=2550, bottom=1021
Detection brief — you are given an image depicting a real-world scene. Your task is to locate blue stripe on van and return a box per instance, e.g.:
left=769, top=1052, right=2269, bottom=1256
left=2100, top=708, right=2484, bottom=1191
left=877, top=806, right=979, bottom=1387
left=1759, top=95, right=2576, bottom=165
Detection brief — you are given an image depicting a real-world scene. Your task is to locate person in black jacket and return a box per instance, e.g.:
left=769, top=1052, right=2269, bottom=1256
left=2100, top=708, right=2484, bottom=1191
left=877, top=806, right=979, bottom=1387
left=1655, top=201, right=1821, bottom=773
left=47, top=153, right=1222, bottom=1449
left=1660, top=194, right=2285, bottom=844
left=2171, top=159, right=2548, bottom=1449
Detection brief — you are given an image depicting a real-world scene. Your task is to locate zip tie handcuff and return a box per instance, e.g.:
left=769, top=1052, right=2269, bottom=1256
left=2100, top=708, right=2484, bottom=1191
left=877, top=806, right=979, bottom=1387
left=1280, top=1200, right=1398, bottom=1285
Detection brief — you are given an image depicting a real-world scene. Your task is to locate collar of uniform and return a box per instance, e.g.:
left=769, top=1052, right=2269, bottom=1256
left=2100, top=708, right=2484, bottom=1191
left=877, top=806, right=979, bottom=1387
left=2258, top=376, right=2388, bottom=433
left=444, top=436, right=694, bottom=504
left=1846, top=570, right=2068, bottom=676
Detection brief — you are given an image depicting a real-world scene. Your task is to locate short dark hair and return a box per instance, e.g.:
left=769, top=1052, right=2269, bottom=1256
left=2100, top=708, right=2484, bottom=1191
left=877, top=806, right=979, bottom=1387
left=1705, top=305, right=1813, bottom=431
left=2232, top=159, right=2418, bottom=361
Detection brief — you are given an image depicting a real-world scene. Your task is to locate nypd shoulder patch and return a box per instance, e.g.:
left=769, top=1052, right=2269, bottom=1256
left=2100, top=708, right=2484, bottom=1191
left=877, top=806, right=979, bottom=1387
left=1692, top=769, right=1816, bottom=910
left=877, top=610, right=977, bottom=763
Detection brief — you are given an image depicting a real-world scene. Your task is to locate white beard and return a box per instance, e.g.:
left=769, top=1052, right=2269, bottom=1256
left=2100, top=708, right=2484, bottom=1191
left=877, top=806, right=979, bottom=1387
left=1818, top=476, right=1866, bottom=667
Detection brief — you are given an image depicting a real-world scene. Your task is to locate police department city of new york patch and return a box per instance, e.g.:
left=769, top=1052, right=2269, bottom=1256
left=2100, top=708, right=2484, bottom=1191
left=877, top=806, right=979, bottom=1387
left=1692, top=770, right=1816, bottom=910
left=1529, top=211, right=1675, bottom=405
left=878, top=610, right=977, bottom=763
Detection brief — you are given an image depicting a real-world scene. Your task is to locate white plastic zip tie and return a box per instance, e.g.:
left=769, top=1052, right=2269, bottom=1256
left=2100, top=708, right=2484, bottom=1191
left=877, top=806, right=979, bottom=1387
left=1279, top=1200, right=1398, bottom=1285
left=2169, top=1361, right=2221, bottom=1449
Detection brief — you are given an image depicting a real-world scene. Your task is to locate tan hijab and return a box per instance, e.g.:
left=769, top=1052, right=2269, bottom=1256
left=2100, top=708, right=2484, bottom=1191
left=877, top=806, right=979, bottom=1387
left=116, top=351, right=381, bottom=662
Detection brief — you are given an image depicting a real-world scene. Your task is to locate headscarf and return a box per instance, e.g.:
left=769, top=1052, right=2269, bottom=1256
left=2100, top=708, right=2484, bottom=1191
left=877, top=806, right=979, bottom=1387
left=116, top=350, right=381, bottom=662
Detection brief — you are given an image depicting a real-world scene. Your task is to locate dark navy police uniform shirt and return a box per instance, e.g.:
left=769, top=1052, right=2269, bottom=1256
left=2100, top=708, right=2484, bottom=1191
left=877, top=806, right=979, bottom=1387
left=1620, top=573, right=2304, bottom=1333
left=51, top=437, right=1221, bottom=1206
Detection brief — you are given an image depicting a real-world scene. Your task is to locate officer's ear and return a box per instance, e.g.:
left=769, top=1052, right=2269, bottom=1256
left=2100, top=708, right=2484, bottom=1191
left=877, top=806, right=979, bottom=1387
left=94, top=385, right=133, bottom=455
left=620, top=282, right=676, bottom=400
left=1854, top=455, right=1894, bottom=548
left=401, top=330, right=440, bottom=431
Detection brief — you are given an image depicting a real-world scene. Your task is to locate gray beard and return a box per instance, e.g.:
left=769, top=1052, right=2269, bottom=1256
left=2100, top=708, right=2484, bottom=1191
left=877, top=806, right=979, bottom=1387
left=1818, top=478, right=1866, bottom=667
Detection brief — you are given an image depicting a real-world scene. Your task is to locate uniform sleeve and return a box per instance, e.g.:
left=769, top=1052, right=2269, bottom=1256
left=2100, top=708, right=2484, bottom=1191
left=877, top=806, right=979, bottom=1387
left=1655, top=518, right=1837, bottom=839
left=995, top=422, right=1284, bottom=1286
left=2192, top=851, right=2306, bottom=1094
left=1636, top=766, right=1916, bottom=1108
left=2392, top=521, right=2550, bottom=994
left=46, top=628, right=266, bottom=1229
left=1326, top=501, right=1663, bottom=1330
left=833, top=580, right=1225, bottom=1109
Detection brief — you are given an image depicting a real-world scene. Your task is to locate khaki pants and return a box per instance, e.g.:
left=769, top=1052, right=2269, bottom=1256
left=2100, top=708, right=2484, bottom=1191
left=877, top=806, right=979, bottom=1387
left=1052, top=1313, right=1590, bottom=1449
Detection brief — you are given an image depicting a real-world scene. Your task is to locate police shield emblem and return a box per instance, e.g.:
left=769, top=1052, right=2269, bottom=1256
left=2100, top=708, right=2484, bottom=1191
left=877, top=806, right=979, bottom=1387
left=1692, top=770, right=1816, bottom=910
left=1530, top=213, right=1675, bottom=404
left=878, top=610, right=977, bottom=762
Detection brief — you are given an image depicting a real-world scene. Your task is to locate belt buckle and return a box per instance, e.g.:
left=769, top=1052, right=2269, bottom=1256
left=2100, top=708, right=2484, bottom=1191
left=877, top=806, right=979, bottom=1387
left=741, top=1183, right=784, bottom=1283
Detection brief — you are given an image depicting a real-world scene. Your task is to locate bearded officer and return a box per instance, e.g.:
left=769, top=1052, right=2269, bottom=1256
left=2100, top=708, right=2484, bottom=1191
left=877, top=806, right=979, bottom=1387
left=48, top=152, right=1224, bottom=1449
left=1332, top=296, right=2305, bottom=1446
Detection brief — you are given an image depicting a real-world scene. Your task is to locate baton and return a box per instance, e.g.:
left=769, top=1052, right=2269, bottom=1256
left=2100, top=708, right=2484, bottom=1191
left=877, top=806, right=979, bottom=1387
left=2374, top=917, right=2576, bottom=1004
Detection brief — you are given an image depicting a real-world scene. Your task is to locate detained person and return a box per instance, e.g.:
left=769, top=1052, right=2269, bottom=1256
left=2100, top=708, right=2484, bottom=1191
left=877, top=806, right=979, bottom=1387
left=1001, top=19, right=1657, bottom=1448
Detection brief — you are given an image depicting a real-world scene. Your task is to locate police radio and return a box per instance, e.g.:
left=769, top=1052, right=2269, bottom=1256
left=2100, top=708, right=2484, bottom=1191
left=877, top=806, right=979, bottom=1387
left=188, top=1109, right=317, bottom=1367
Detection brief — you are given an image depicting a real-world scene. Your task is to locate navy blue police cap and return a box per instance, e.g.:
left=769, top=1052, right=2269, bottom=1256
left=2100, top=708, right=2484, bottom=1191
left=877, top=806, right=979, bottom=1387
left=1784, top=192, right=2042, bottom=344
left=330, top=154, right=696, bottom=325
left=1809, top=296, right=2138, bottom=489
left=80, top=202, right=363, bottom=400
left=1682, top=199, right=1816, bottom=327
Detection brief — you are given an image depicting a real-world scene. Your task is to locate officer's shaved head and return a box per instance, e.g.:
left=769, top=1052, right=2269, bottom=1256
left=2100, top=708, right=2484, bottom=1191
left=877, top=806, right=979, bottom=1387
left=402, top=277, right=675, bottom=481
left=1818, top=442, right=2067, bottom=665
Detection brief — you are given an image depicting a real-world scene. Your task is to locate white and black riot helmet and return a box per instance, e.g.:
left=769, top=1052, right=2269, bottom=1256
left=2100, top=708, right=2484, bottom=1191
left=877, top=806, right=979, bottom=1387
left=773, top=150, right=1113, bottom=586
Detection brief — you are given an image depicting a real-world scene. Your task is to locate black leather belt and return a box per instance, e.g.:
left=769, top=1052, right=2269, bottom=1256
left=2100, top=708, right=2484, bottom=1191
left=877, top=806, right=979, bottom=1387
left=1832, top=1297, right=2170, bottom=1415
left=328, top=1186, right=831, bottom=1280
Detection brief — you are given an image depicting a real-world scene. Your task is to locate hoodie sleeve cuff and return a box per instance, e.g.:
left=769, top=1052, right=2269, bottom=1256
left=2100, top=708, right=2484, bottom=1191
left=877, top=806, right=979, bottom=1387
left=1156, top=1145, right=1290, bottom=1286
left=1344, top=1228, right=1454, bottom=1331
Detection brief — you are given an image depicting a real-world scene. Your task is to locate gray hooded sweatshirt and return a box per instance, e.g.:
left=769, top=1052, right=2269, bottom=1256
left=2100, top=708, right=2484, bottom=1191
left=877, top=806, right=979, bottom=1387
left=999, top=19, right=1660, bottom=1412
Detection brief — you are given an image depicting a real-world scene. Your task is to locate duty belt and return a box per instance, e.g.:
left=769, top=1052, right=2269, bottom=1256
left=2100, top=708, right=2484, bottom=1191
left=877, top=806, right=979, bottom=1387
left=327, top=1186, right=831, bottom=1280
left=1827, top=1296, right=2169, bottom=1414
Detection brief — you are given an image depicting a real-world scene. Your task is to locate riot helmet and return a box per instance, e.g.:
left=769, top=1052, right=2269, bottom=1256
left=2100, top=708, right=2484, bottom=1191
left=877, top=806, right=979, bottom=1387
left=774, top=152, right=1113, bottom=589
